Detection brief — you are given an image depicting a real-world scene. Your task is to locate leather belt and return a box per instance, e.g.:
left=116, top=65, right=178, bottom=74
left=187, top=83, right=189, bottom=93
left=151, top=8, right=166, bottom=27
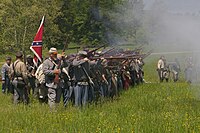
left=14, top=77, right=23, bottom=80
left=77, top=82, right=88, bottom=85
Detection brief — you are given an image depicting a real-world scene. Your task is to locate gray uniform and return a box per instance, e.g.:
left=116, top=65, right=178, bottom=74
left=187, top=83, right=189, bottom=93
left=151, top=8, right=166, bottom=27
left=72, top=58, right=90, bottom=106
left=10, top=59, right=29, bottom=104
left=43, top=57, right=62, bottom=109
left=35, top=64, right=47, bottom=103
left=169, top=62, right=180, bottom=82
left=26, top=63, right=36, bottom=95
left=1, top=63, right=12, bottom=93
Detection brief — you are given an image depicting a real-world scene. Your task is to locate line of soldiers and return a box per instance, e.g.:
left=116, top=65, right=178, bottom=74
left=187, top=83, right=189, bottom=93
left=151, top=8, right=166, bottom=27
left=1, top=47, right=146, bottom=109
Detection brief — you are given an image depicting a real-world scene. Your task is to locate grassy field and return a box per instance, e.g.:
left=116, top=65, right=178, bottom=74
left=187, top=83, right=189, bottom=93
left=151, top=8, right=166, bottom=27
left=1, top=82, right=200, bottom=133
left=1, top=50, right=200, bottom=132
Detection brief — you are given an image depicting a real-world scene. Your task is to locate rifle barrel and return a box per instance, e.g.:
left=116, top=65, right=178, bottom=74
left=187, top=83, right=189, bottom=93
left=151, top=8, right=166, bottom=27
left=91, top=56, right=140, bottom=60
left=88, top=45, right=106, bottom=54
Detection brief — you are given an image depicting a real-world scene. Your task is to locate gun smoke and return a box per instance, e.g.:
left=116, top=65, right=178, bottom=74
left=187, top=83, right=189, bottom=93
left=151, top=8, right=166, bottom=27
left=145, top=0, right=200, bottom=83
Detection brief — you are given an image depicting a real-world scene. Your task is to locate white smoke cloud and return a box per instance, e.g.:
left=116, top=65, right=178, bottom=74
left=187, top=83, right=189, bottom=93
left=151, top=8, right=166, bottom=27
left=145, top=0, right=200, bottom=83
left=146, top=1, right=200, bottom=52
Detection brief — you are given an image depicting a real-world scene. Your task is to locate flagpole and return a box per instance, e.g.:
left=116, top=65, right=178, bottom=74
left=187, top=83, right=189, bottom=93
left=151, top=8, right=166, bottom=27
left=30, top=16, right=45, bottom=66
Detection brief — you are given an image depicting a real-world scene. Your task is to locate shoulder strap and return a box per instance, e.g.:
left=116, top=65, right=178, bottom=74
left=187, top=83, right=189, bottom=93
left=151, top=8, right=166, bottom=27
left=13, top=60, right=20, bottom=78
left=48, top=58, right=57, bottom=70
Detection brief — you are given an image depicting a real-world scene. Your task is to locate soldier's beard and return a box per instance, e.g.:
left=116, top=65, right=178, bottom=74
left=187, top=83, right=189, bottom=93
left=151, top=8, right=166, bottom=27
left=6, top=61, right=11, bottom=66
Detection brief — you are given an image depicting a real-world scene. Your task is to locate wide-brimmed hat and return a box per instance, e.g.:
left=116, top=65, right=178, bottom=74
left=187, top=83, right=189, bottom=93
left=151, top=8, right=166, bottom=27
left=49, top=47, right=58, bottom=54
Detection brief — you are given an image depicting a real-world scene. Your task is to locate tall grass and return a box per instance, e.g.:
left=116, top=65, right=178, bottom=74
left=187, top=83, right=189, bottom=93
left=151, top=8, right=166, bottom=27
left=0, top=52, right=200, bottom=132
left=0, top=83, right=200, bottom=132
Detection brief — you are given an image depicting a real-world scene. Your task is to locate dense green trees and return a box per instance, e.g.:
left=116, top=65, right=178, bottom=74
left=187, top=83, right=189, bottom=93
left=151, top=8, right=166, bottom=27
left=0, top=0, right=62, bottom=53
left=0, top=0, right=146, bottom=53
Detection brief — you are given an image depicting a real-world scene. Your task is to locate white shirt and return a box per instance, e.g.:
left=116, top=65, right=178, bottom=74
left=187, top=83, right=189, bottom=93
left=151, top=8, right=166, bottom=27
left=157, top=59, right=165, bottom=69
left=35, top=64, right=45, bottom=84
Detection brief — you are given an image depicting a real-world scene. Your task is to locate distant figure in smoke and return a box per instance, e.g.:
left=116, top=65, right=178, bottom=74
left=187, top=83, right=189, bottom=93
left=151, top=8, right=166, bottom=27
left=185, top=57, right=193, bottom=83
left=157, top=56, right=169, bottom=82
left=168, top=58, right=181, bottom=82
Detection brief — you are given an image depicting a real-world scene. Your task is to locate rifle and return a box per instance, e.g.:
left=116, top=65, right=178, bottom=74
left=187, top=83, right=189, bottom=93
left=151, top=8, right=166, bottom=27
left=141, top=50, right=152, bottom=59
left=91, top=54, right=145, bottom=60
left=23, top=50, right=26, bottom=64
left=87, top=45, right=106, bottom=58
left=57, top=40, right=68, bottom=67
left=81, top=64, right=102, bottom=103
left=134, top=45, right=144, bottom=51
left=100, top=47, right=115, bottom=56
left=125, top=53, right=146, bottom=58
left=67, top=46, right=81, bottom=50
left=54, top=40, right=68, bottom=83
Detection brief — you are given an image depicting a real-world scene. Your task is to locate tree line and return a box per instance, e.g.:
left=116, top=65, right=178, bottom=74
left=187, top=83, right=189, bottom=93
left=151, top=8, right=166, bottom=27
left=0, top=0, right=148, bottom=53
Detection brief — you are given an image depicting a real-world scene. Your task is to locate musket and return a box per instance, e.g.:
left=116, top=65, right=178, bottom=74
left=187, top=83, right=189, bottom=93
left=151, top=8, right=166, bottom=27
left=67, top=46, right=81, bottom=50
left=101, top=47, right=115, bottom=55
left=23, top=50, right=26, bottom=64
left=91, top=53, right=146, bottom=60
left=132, top=45, right=144, bottom=52
left=92, top=47, right=115, bottom=58
left=58, top=40, right=68, bottom=68
left=141, top=50, right=153, bottom=59
left=54, top=40, right=69, bottom=83
left=90, top=57, right=137, bottom=60
left=87, top=45, right=106, bottom=57
left=125, top=53, right=146, bottom=58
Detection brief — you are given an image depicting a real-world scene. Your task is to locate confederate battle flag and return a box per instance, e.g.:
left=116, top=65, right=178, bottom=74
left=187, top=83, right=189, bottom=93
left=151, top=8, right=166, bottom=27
left=30, top=16, right=45, bottom=66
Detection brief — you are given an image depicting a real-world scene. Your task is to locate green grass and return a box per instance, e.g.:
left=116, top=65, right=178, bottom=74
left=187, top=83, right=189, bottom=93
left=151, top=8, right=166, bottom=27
left=1, top=83, right=200, bottom=132
left=1, top=49, right=200, bottom=132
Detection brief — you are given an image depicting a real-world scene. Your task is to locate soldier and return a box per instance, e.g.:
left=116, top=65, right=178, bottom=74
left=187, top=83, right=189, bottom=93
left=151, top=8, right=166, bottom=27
left=87, top=60, right=99, bottom=102
left=99, top=59, right=109, bottom=97
left=72, top=51, right=91, bottom=106
left=129, top=60, right=137, bottom=86
left=107, top=60, right=119, bottom=98
left=1, top=57, right=12, bottom=94
left=61, top=57, right=74, bottom=107
left=185, top=57, right=193, bottom=83
left=121, top=65, right=131, bottom=90
left=57, top=54, right=74, bottom=107
left=175, top=58, right=181, bottom=71
left=169, top=58, right=181, bottom=82
left=102, top=60, right=113, bottom=97
left=157, top=56, right=166, bottom=82
left=10, top=52, right=29, bottom=104
left=26, top=55, right=36, bottom=95
left=43, top=48, right=62, bottom=109
left=135, top=59, right=142, bottom=84
left=137, top=58, right=145, bottom=83
left=35, top=62, right=47, bottom=103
